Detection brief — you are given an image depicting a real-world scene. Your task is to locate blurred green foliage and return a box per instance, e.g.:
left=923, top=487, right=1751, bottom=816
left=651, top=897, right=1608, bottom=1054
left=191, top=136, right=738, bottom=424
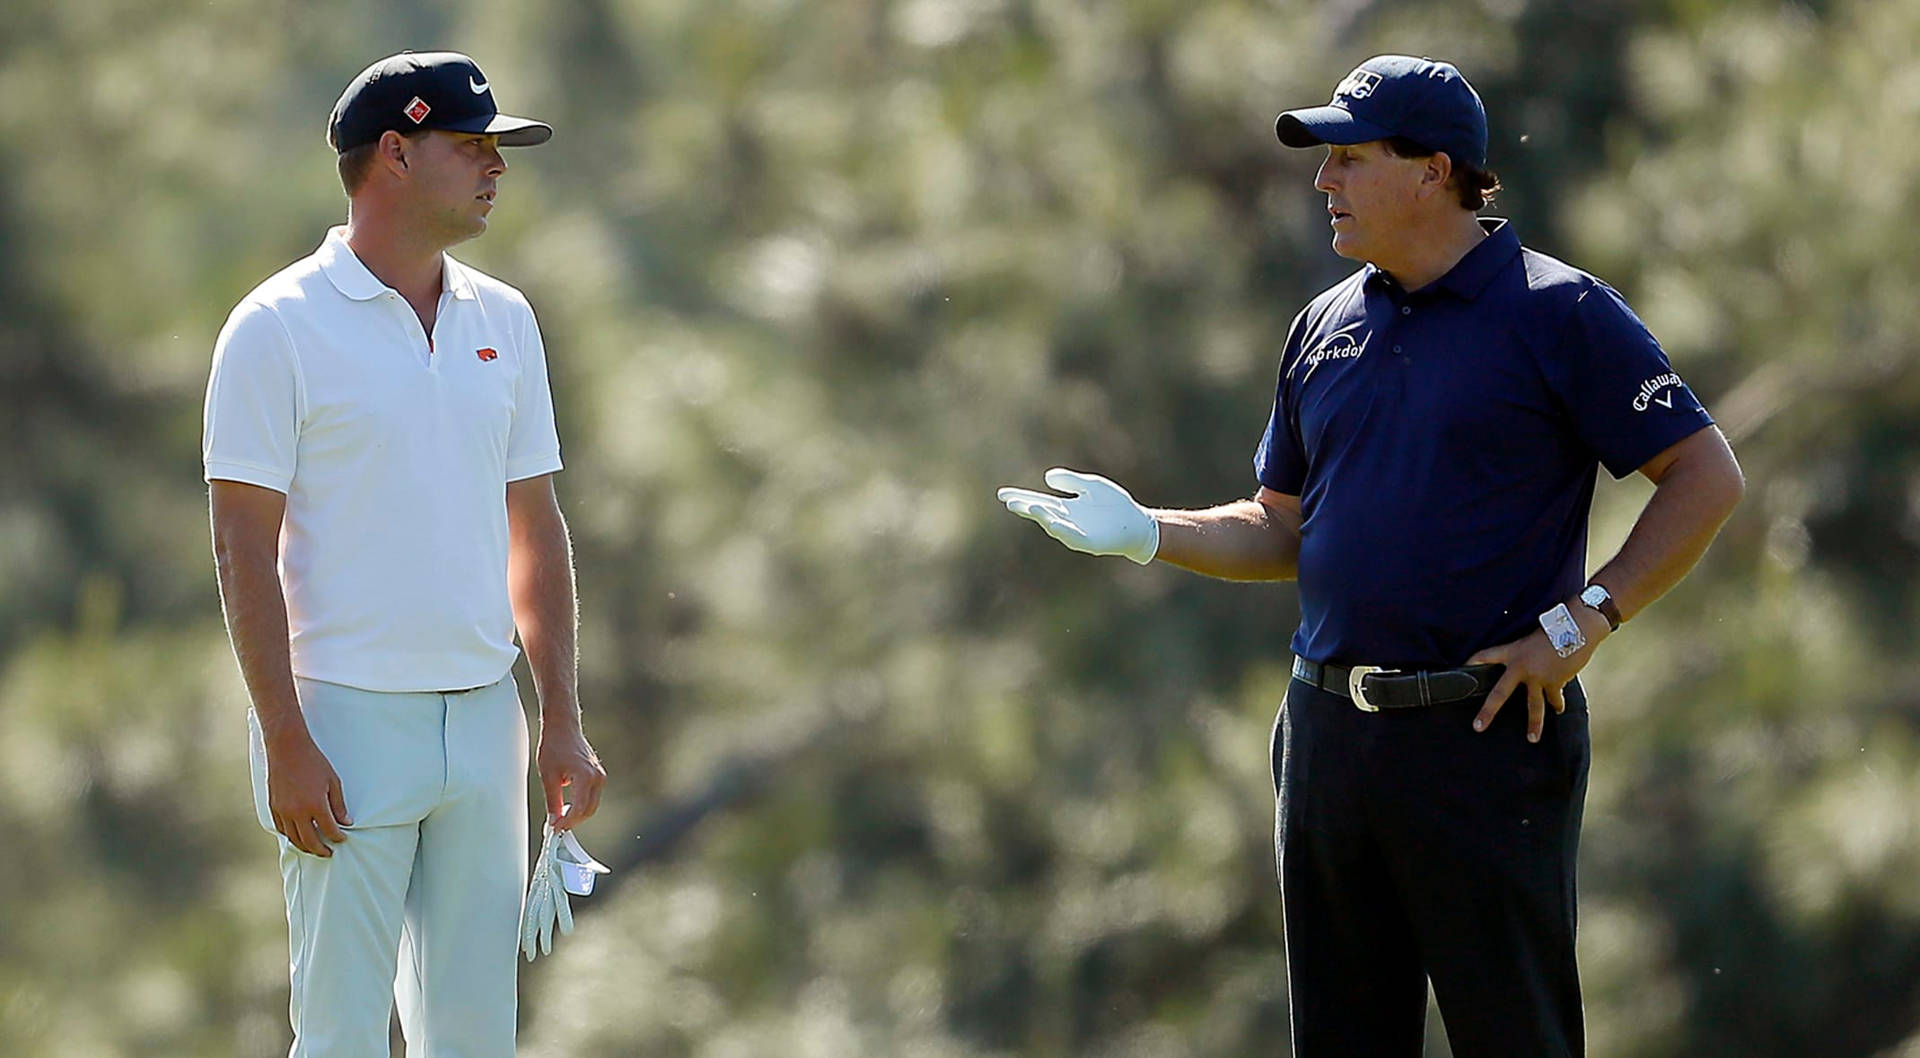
left=2, top=0, right=1917, bottom=1054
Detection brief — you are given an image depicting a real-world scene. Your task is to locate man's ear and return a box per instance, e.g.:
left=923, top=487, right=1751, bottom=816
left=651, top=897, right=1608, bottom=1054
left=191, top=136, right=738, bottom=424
left=1418, top=150, right=1454, bottom=200
left=377, top=130, right=411, bottom=178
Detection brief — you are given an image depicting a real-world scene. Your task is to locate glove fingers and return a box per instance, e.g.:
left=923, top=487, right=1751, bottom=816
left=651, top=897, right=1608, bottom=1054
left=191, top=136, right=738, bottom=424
left=522, top=826, right=561, bottom=961
left=521, top=821, right=568, bottom=961
left=521, top=871, right=546, bottom=961
left=545, top=839, right=565, bottom=952
left=521, top=818, right=598, bottom=957
left=1044, top=467, right=1114, bottom=499
left=1003, top=496, right=1070, bottom=525
left=995, top=486, right=1053, bottom=505
left=1042, top=518, right=1095, bottom=552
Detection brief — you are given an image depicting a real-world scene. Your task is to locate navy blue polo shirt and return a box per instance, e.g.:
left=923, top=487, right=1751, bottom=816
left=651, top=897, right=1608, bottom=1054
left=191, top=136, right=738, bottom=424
left=1254, top=219, right=1713, bottom=668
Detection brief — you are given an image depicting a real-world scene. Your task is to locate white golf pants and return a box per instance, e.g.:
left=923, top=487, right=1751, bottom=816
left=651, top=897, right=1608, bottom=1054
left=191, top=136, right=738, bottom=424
left=248, top=676, right=529, bottom=1057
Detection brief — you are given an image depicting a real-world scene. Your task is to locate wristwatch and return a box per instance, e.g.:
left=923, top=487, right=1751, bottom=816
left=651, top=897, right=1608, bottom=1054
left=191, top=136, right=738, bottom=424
left=1579, top=583, right=1622, bottom=632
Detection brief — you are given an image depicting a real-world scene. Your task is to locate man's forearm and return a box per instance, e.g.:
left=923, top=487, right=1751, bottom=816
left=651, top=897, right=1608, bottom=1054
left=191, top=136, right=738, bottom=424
left=1591, top=441, right=1745, bottom=623
left=510, top=504, right=580, bottom=729
left=213, top=541, right=305, bottom=744
left=1151, top=496, right=1302, bottom=582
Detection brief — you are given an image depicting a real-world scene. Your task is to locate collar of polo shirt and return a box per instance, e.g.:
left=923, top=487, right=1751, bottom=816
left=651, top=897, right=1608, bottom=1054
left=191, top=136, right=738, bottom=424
left=1364, top=218, right=1521, bottom=301
left=316, top=226, right=479, bottom=303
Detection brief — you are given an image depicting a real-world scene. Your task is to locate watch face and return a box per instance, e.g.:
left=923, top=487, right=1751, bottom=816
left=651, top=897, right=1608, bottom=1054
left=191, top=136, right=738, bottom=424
left=1581, top=585, right=1608, bottom=607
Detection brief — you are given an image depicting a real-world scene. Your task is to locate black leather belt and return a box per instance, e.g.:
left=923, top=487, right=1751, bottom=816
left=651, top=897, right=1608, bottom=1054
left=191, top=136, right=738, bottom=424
left=1292, top=657, right=1503, bottom=712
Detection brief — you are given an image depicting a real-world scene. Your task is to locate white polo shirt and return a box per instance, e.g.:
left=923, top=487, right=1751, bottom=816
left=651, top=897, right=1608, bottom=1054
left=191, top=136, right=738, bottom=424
left=203, top=227, right=563, bottom=693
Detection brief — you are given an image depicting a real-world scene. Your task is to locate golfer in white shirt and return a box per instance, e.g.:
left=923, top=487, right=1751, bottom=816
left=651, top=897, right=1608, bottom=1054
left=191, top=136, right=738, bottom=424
left=203, top=51, right=606, bottom=1057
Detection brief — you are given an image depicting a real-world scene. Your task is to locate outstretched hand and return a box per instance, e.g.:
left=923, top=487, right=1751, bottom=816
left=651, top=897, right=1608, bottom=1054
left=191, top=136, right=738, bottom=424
left=997, top=468, right=1159, bottom=565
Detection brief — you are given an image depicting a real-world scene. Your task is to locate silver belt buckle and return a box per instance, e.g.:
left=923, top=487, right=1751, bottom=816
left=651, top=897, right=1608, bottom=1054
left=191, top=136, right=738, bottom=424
left=1346, top=665, right=1400, bottom=712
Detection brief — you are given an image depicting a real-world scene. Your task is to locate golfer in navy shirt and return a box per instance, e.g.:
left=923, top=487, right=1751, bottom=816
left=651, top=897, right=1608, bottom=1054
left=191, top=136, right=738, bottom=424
left=999, top=55, right=1745, bottom=1056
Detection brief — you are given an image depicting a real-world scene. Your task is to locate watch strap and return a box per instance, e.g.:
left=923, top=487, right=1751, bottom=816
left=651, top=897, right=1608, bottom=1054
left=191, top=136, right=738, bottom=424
left=1582, top=584, right=1623, bottom=631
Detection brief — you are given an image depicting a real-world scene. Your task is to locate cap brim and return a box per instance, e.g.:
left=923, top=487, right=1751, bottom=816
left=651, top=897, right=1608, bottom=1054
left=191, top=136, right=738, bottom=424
left=442, top=113, right=554, bottom=147
left=1274, top=105, right=1393, bottom=148
left=489, top=114, right=552, bottom=147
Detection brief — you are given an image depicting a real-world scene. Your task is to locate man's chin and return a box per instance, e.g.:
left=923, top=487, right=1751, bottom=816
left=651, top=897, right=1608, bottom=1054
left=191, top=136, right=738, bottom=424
left=442, top=216, right=488, bottom=246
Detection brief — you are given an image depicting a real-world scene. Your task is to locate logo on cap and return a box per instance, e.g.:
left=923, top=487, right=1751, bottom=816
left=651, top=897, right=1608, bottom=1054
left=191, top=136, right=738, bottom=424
left=1334, top=70, right=1382, bottom=102
left=404, top=96, right=431, bottom=124
left=476, top=347, right=499, bottom=362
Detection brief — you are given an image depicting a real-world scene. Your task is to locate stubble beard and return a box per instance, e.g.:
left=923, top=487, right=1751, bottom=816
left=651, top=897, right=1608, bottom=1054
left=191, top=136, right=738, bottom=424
left=421, top=200, right=488, bottom=250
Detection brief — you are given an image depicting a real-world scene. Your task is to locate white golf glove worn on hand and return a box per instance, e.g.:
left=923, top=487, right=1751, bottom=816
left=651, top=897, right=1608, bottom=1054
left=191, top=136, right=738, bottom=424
left=520, top=820, right=611, bottom=962
left=997, top=467, right=1160, bottom=565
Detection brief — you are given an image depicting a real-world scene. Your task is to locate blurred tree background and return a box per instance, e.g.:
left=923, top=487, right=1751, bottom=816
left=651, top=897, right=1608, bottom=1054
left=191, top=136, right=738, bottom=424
left=1, top=0, right=1916, bottom=1054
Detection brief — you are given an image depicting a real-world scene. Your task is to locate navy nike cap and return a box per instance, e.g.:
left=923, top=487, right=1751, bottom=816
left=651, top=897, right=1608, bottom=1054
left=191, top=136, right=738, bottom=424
left=327, top=51, right=552, bottom=153
left=1275, top=55, right=1486, bottom=169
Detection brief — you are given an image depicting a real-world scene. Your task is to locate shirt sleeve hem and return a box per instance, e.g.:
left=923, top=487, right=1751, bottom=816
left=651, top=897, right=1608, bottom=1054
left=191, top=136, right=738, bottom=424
left=205, top=461, right=293, bottom=492
left=1600, top=413, right=1716, bottom=480
left=1256, top=463, right=1305, bottom=495
left=506, top=455, right=564, bottom=483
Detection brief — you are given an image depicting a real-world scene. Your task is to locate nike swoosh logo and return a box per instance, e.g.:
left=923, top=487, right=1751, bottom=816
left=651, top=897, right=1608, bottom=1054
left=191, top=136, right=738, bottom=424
left=469, top=77, right=489, bottom=94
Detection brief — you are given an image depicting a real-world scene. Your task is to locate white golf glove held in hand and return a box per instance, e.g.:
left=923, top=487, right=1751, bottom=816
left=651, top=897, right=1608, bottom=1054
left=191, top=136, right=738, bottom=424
left=520, top=820, right=610, bottom=962
left=997, top=467, right=1160, bottom=565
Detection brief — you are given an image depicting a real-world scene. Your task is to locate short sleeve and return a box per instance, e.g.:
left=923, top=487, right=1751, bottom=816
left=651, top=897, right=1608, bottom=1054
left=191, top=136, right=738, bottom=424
left=1253, top=311, right=1311, bottom=493
left=1543, top=282, right=1715, bottom=479
left=505, top=301, right=564, bottom=482
left=203, top=302, right=301, bottom=492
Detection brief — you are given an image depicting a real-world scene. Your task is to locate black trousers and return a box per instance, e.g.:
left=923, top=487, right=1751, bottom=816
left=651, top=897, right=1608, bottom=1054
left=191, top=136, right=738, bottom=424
left=1271, top=676, right=1591, bottom=1057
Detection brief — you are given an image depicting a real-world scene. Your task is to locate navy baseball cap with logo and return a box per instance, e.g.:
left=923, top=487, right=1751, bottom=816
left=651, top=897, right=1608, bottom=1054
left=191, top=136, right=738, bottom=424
left=327, top=51, right=552, bottom=153
left=1275, top=55, right=1487, bottom=169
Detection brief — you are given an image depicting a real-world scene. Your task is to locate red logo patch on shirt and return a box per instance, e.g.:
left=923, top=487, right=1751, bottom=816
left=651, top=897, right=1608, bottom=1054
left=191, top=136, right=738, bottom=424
left=476, top=347, right=498, bottom=362
left=404, top=96, right=431, bottom=124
